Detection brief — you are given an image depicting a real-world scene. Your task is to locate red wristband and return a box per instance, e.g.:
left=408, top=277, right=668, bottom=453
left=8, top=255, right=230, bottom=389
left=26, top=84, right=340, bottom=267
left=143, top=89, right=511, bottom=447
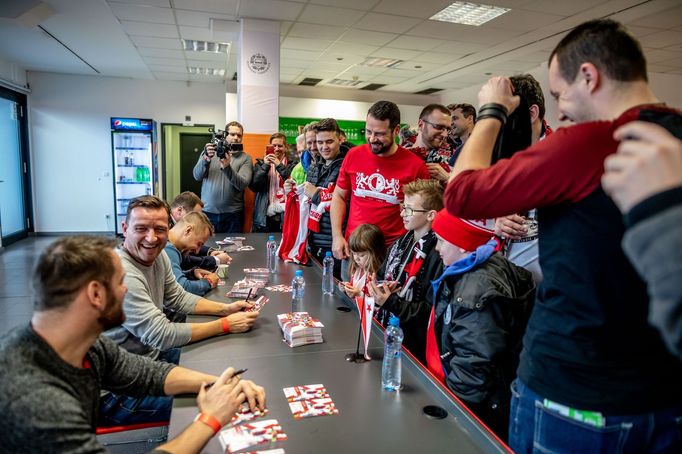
left=221, top=317, right=230, bottom=334
left=195, top=413, right=222, bottom=434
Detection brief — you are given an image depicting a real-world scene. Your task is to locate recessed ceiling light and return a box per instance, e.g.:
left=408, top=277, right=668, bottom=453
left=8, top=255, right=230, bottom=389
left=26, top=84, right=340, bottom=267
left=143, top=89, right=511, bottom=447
left=360, top=57, right=403, bottom=68
left=327, top=78, right=364, bottom=87
left=182, top=39, right=230, bottom=53
left=430, top=2, right=510, bottom=26
left=187, top=67, right=226, bottom=76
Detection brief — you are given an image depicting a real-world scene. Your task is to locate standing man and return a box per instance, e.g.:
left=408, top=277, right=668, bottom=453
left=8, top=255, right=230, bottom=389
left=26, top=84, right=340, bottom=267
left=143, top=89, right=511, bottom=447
left=331, top=100, right=430, bottom=263
left=0, top=235, right=265, bottom=453
left=405, top=104, right=454, bottom=184
left=446, top=103, right=476, bottom=165
left=446, top=20, right=682, bottom=453
left=103, top=195, right=259, bottom=425
left=193, top=121, right=252, bottom=233
left=250, top=132, right=296, bottom=232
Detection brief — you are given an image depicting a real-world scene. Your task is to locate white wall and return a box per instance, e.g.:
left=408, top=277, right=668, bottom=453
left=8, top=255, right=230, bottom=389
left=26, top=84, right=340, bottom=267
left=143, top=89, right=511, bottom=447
left=0, top=57, right=28, bottom=91
left=29, top=72, right=430, bottom=232
left=28, top=72, right=227, bottom=232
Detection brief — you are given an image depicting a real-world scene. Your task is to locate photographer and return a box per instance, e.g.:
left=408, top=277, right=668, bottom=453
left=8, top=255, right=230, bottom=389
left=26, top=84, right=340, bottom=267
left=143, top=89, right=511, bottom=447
left=250, top=132, right=296, bottom=233
left=193, top=121, right=253, bottom=233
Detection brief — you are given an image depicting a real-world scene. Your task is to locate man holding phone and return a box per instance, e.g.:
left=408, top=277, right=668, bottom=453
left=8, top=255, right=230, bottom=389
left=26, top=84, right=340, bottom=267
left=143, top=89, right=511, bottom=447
left=250, top=132, right=297, bottom=232
left=193, top=121, right=253, bottom=233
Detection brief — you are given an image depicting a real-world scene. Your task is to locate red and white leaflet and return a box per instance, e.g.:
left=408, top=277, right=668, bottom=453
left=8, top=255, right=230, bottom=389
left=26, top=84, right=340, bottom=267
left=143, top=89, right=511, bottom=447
left=282, top=384, right=329, bottom=402
left=288, top=397, right=339, bottom=419
left=218, top=419, right=287, bottom=453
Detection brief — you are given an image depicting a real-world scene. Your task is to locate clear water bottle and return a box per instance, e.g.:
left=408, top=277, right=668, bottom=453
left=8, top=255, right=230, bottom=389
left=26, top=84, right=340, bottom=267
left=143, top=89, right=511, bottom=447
left=322, top=251, right=334, bottom=295
left=382, top=315, right=404, bottom=391
left=266, top=235, right=277, bottom=273
left=291, top=270, right=305, bottom=312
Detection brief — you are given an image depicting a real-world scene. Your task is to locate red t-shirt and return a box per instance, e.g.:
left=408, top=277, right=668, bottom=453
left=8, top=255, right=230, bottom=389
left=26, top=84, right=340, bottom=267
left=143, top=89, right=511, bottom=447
left=337, top=144, right=430, bottom=246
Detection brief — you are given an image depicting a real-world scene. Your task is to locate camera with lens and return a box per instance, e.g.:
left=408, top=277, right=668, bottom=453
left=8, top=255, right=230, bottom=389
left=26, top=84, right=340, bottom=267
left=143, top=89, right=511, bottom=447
left=208, top=127, right=243, bottom=159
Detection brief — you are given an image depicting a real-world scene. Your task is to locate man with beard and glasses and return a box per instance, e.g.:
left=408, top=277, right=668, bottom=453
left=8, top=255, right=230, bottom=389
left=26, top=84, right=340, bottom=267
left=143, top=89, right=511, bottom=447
left=0, top=236, right=266, bottom=453
left=331, top=100, right=430, bottom=267
left=102, top=195, right=259, bottom=426
left=404, top=104, right=454, bottom=184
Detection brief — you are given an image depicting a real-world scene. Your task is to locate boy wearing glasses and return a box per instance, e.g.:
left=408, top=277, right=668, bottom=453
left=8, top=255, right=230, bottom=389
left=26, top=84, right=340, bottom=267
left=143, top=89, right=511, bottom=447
left=368, top=179, right=444, bottom=363
left=405, top=104, right=454, bottom=184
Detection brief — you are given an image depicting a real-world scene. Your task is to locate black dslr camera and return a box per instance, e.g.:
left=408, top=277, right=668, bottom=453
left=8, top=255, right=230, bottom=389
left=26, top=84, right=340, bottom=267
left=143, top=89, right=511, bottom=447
left=208, top=127, right=244, bottom=159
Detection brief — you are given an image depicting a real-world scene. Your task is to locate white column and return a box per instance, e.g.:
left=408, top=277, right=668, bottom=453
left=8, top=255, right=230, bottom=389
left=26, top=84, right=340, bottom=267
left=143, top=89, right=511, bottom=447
left=238, top=19, right=280, bottom=134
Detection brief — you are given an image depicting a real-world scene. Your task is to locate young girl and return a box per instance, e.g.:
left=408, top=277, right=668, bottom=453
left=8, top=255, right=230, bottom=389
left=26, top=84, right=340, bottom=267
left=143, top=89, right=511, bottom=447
left=339, top=224, right=387, bottom=360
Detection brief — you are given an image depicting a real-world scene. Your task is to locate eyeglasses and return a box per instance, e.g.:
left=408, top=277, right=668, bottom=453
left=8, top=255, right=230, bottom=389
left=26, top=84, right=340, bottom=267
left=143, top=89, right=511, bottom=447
left=399, top=203, right=431, bottom=216
left=423, top=119, right=452, bottom=132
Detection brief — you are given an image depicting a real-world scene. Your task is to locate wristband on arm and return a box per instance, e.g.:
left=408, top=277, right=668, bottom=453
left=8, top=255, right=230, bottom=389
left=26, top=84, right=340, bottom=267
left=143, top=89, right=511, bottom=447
left=195, top=413, right=222, bottom=434
left=221, top=317, right=230, bottom=334
left=477, top=103, right=508, bottom=124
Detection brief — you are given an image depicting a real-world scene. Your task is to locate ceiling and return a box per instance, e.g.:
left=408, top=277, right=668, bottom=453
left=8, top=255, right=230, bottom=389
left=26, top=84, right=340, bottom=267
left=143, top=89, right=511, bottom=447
left=1, top=0, right=682, bottom=97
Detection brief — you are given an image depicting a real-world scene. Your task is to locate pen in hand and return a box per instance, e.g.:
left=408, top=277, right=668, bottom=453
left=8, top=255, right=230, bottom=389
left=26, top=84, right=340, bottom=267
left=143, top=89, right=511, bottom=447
left=203, top=368, right=248, bottom=390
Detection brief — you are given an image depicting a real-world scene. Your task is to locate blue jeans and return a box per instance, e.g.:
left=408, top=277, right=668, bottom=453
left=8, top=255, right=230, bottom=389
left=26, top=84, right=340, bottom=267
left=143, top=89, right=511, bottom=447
left=509, top=378, right=682, bottom=453
left=98, top=348, right=181, bottom=426
left=204, top=211, right=242, bottom=233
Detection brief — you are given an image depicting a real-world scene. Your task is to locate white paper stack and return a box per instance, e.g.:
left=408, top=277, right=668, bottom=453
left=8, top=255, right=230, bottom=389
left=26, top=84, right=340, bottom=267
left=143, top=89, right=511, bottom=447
left=277, top=312, right=324, bottom=347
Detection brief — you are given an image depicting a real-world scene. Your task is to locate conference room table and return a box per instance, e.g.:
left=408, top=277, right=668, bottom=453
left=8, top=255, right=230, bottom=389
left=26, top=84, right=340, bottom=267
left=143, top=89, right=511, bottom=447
left=168, top=233, right=511, bottom=454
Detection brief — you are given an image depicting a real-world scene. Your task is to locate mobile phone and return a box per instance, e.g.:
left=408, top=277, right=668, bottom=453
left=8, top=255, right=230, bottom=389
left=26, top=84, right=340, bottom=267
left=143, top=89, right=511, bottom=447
left=265, top=145, right=275, bottom=154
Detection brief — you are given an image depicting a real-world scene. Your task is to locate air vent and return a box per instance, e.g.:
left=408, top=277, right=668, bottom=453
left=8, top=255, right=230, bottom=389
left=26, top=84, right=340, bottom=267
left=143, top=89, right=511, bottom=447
left=188, top=67, right=225, bottom=76
left=361, top=57, right=403, bottom=68
left=361, top=83, right=386, bottom=91
left=182, top=39, right=230, bottom=53
left=327, top=78, right=364, bottom=87
left=299, top=77, right=323, bottom=86
left=414, top=88, right=444, bottom=95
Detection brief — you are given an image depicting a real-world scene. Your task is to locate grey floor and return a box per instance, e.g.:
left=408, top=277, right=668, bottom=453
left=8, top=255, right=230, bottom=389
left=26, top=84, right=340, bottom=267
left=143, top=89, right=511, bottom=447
left=0, top=236, right=59, bottom=336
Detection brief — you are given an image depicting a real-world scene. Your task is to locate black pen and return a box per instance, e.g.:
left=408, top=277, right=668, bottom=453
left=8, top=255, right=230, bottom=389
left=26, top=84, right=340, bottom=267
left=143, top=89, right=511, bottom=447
left=245, top=288, right=253, bottom=302
left=204, top=368, right=248, bottom=389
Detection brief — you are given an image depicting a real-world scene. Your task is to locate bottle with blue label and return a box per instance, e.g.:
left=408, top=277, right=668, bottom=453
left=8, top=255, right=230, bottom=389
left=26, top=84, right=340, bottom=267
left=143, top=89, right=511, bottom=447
left=322, top=251, right=334, bottom=295
left=382, top=315, right=404, bottom=391
left=266, top=235, right=277, bottom=273
left=291, top=270, right=305, bottom=312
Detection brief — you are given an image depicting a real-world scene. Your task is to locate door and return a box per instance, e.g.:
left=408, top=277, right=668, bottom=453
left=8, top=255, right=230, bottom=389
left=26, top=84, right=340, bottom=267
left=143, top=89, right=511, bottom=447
left=0, top=87, right=30, bottom=246
left=179, top=133, right=211, bottom=197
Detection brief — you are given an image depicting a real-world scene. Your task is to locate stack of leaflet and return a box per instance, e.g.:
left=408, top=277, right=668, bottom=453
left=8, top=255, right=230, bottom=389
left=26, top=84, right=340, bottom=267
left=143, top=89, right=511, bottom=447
left=277, top=312, right=324, bottom=347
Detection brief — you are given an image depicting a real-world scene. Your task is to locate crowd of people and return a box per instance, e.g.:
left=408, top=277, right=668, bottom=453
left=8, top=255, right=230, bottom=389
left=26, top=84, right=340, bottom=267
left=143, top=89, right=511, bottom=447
left=0, top=18, right=681, bottom=454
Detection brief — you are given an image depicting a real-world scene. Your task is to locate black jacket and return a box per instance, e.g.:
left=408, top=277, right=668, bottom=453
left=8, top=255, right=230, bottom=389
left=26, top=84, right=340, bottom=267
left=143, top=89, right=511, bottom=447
left=250, top=159, right=296, bottom=229
left=306, top=147, right=348, bottom=248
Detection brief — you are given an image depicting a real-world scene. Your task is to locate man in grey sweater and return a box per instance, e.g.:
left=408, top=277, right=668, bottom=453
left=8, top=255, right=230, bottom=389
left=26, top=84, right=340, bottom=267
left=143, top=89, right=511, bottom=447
left=193, top=121, right=253, bottom=233
left=103, top=195, right=259, bottom=425
left=0, top=235, right=265, bottom=453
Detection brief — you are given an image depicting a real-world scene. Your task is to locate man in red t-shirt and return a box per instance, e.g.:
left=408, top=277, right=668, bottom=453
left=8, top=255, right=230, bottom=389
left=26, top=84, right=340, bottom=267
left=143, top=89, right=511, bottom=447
left=331, top=101, right=430, bottom=260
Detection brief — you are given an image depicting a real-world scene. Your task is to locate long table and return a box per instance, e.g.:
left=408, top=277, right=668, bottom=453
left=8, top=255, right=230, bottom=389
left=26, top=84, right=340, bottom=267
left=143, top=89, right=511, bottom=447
left=169, top=233, right=510, bottom=453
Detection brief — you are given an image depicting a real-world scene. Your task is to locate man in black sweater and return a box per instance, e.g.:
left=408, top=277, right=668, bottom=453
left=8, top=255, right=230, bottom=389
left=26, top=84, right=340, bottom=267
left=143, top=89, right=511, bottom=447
left=0, top=236, right=265, bottom=453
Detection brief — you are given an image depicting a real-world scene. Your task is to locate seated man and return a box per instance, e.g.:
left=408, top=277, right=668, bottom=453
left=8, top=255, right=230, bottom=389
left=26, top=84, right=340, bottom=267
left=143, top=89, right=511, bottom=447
left=165, top=211, right=219, bottom=296
left=367, top=179, right=444, bottom=363
left=170, top=190, right=231, bottom=272
left=428, top=209, right=535, bottom=440
left=0, top=235, right=265, bottom=453
left=250, top=132, right=297, bottom=232
left=103, top=195, right=259, bottom=425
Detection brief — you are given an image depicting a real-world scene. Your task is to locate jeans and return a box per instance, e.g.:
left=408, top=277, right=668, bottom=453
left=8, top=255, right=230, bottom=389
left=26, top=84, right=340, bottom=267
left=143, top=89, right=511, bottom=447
left=204, top=211, right=243, bottom=233
left=98, top=348, right=181, bottom=427
left=509, top=378, right=682, bottom=453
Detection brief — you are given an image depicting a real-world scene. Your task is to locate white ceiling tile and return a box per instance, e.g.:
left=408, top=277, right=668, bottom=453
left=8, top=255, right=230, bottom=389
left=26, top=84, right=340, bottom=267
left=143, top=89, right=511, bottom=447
left=326, top=42, right=380, bottom=56
left=638, top=30, right=682, bottom=49
left=648, top=63, right=679, bottom=73
left=342, top=66, right=387, bottom=77
left=130, top=36, right=182, bottom=49
left=138, top=47, right=185, bottom=58
left=517, top=0, right=599, bottom=16
left=450, top=27, right=523, bottom=45
left=487, top=10, right=564, bottom=32
left=148, top=64, right=187, bottom=73
left=309, top=0, right=381, bottom=10
left=281, top=21, right=293, bottom=35
left=664, top=68, right=682, bottom=75
left=431, top=40, right=488, bottom=54
left=282, top=37, right=333, bottom=52
left=625, top=25, right=667, bottom=38
left=277, top=58, right=316, bottom=68
left=153, top=71, right=189, bottom=80
left=368, top=75, right=407, bottom=84
left=413, top=51, right=464, bottom=64
left=281, top=48, right=323, bottom=61
left=120, top=21, right=179, bottom=38
left=657, top=57, right=682, bottom=69
left=108, top=0, right=172, bottom=7
left=340, top=30, right=398, bottom=47
left=175, top=10, right=236, bottom=27
left=280, top=67, right=303, bottom=76
left=373, top=0, right=452, bottom=19
left=627, top=5, right=682, bottom=30
left=298, top=4, right=366, bottom=27
left=183, top=52, right=229, bottom=63
left=389, top=35, right=445, bottom=51
left=280, top=74, right=299, bottom=83
left=239, top=0, right=305, bottom=22
left=109, top=3, right=174, bottom=24
left=398, top=60, right=440, bottom=71
left=353, top=13, right=422, bottom=34
left=143, top=56, right=186, bottom=66
left=186, top=58, right=227, bottom=68
left=406, top=20, right=473, bottom=40
left=370, top=47, right=422, bottom=60
left=178, top=25, right=214, bottom=41
left=288, top=23, right=346, bottom=41
left=317, top=53, right=366, bottom=65
left=644, top=48, right=682, bottom=63
left=172, top=0, right=238, bottom=15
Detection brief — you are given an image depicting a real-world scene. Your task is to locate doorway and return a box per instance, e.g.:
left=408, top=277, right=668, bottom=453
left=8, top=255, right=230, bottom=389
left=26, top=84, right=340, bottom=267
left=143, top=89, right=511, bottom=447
left=179, top=132, right=211, bottom=197
left=160, top=123, right=213, bottom=202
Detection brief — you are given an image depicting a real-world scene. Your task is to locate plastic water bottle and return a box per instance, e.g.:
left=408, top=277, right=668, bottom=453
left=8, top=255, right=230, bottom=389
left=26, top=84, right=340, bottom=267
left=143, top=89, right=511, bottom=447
left=266, top=235, right=277, bottom=273
left=382, top=315, right=404, bottom=391
left=322, top=251, right=334, bottom=295
left=291, top=270, right=305, bottom=312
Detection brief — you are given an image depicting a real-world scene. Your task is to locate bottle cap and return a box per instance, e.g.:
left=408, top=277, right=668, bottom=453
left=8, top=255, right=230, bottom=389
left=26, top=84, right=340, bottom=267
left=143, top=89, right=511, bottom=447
left=268, top=235, right=275, bottom=241
left=389, top=315, right=400, bottom=327
left=295, top=270, right=303, bottom=276
left=325, top=251, right=332, bottom=257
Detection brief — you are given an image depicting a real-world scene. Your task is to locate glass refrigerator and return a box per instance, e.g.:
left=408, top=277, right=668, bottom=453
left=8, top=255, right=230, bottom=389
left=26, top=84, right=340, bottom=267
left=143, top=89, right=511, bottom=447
left=111, top=117, right=158, bottom=234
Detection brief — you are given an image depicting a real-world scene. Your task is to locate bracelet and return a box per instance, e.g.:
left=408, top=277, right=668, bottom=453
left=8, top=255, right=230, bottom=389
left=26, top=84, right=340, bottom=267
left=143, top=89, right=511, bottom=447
left=221, top=317, right=230, bottom=334
left=195, top=413, right=222, bottom=434
left=478, top=103, right=508, bottom=124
